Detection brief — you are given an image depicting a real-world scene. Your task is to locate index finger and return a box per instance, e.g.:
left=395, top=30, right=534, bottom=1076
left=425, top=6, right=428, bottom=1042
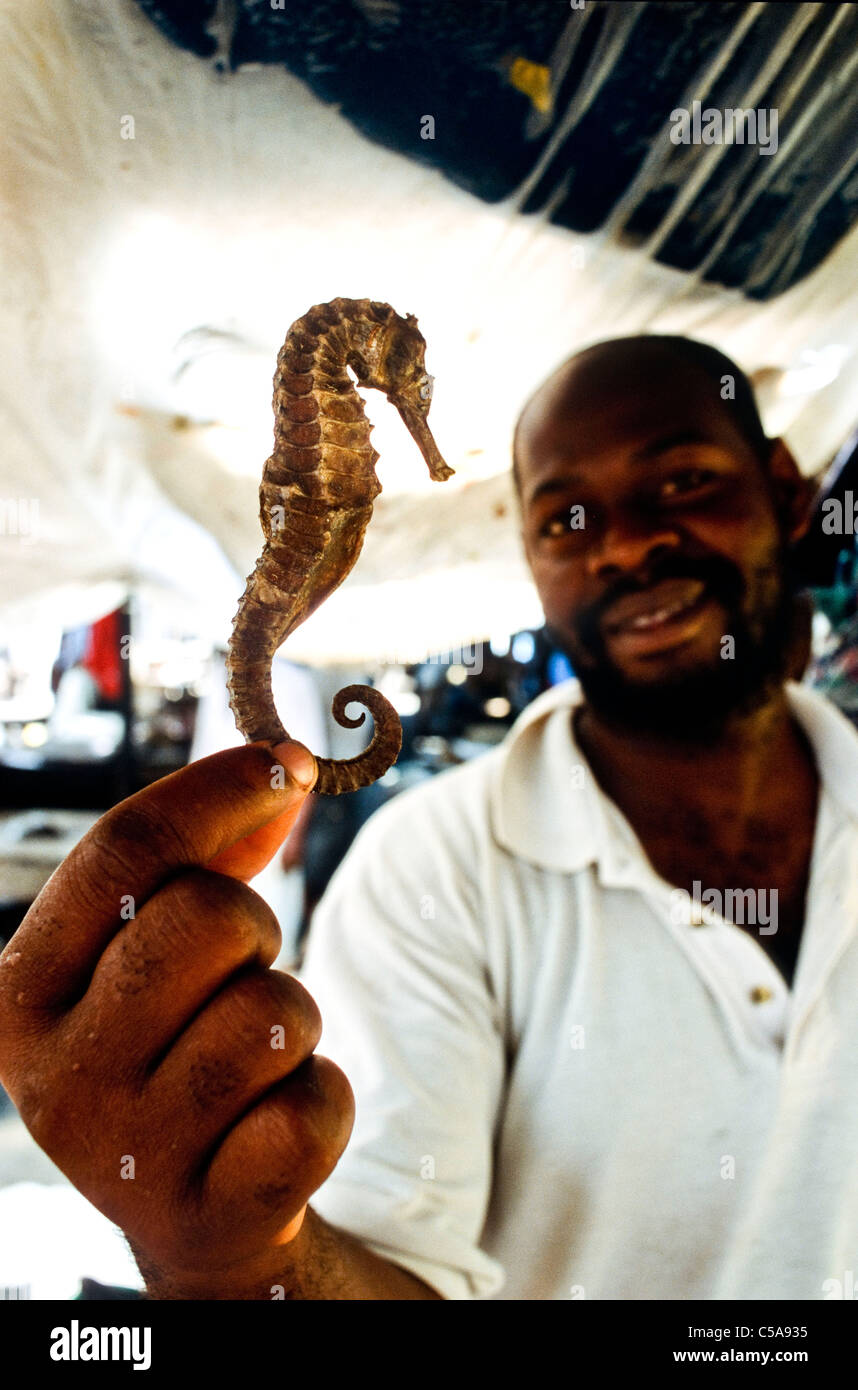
left=0, top=739, right=316, bottom=1017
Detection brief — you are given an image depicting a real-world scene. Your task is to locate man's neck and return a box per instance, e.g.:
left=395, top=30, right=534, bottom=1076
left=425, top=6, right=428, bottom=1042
left=574, top=684, right=821, bottom=985
left=573, top=686, right=818, bottom=855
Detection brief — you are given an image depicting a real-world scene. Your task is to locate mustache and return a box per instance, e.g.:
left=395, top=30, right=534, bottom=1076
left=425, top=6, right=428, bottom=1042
left=575, top=553, right=746, bottom=648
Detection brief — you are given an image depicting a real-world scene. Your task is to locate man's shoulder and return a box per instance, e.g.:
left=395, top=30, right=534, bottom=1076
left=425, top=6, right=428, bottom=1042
left=308, top=750, right=507, bottom=944
left=347, top=679, right=583, bottom=864
left=358, top=745, right=504, bottom=852
left=788, top=680, right=858, bottom=821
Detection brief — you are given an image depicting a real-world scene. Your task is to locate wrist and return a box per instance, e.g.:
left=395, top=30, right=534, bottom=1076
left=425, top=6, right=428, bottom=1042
left=132, top=1206, right=311, bottom=1301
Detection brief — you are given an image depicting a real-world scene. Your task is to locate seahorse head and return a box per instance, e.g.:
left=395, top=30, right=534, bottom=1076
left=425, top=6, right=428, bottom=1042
left=351, top=311, right=454, bottom=482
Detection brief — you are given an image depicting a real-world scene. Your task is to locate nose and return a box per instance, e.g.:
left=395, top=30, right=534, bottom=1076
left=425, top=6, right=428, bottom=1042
left=586, top=511, right=681, bottom=581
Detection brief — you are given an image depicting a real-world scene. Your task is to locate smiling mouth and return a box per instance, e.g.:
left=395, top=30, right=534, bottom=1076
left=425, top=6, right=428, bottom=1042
left=614, top=592, right=706, bottom=631
left=601, top=579, right=718, bottom=655
left=603, top=579, right=706, bottom=632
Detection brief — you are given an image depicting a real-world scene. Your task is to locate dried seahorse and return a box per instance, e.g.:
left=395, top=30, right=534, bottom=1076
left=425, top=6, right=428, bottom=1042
left=226, top=297, right=454, bottom=795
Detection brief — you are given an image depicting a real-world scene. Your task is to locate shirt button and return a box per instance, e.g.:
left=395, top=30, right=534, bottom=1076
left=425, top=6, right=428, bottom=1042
left=750, top=985, right=774, bottom=1004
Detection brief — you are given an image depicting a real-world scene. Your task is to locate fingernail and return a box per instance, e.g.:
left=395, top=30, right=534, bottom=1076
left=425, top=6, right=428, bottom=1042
left=271, top=740, right=318, bottom=790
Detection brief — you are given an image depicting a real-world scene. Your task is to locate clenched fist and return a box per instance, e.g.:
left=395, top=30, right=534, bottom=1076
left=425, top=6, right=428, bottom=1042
left=0, top=740, right=356, bottom=1297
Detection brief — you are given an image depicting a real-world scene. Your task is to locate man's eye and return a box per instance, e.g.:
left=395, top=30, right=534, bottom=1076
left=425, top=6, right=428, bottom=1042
left=659, top=469, right=715, bottom=499
left=539, top=506, right=586, bottom=538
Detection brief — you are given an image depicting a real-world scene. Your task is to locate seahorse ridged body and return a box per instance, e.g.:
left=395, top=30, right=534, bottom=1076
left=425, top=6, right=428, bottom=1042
left=226, top=297, right=454, bottom=795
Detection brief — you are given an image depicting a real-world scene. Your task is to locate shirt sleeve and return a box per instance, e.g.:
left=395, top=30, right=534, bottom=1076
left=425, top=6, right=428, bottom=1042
left=295, top=773, right=507, bottom=1300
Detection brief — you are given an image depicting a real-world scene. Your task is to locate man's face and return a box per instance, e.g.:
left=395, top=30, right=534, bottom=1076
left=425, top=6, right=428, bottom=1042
left=518, top=346, right=799, bottom=740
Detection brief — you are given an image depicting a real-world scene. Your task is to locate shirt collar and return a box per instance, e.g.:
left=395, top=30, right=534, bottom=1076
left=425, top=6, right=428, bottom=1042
left=488, top=677, right=858, bottom=873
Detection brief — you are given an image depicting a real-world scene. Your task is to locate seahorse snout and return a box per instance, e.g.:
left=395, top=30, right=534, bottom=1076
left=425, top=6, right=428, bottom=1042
left=393, top=399, right=455, bottom=482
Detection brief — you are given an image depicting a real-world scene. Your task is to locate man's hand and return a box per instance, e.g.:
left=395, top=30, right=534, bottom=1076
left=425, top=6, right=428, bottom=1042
left=0, top=740, right=356, bottom=1295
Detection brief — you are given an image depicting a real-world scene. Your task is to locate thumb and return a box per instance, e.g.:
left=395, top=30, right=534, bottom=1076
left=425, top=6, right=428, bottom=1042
left=206, top=740, right=319, bottom=882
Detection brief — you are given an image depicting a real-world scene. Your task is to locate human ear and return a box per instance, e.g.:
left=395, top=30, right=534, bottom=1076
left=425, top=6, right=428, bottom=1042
left=765, top=438, right=817, bottom=544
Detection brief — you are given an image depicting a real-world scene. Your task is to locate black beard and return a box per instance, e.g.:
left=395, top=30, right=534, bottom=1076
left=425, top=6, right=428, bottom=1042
left=545, top=550, right=798, bottom=745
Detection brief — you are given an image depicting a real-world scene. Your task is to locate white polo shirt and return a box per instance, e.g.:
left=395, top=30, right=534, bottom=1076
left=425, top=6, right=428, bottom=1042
left=298, top=679, right=858, bottom=1300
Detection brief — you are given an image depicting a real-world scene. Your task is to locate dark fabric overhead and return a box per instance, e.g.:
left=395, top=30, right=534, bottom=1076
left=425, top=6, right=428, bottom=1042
left=135, top=1, right=858, bottom=301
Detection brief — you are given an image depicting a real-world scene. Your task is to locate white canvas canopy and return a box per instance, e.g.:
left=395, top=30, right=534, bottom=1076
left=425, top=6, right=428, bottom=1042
left=1, top=0, right=857, bottom=662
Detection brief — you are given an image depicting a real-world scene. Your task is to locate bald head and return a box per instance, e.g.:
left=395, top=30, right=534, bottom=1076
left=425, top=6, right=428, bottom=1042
left=513, top=336, right=769, bottom=502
